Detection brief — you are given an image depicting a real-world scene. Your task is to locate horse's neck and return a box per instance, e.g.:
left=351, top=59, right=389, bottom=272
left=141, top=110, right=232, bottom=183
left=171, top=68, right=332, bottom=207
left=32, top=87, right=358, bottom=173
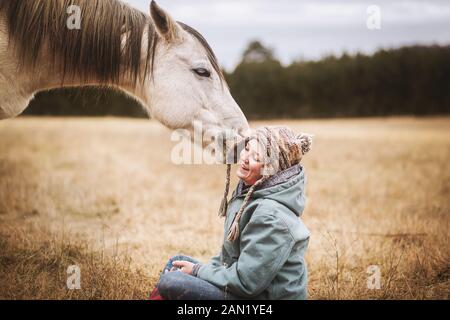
left=32, top=50, right=148, bottom=106
left=0, top=16, right=148, bottom=119
left=0, top=17, right=33, bottom=119
left=40, top=61, right=148, bottom=106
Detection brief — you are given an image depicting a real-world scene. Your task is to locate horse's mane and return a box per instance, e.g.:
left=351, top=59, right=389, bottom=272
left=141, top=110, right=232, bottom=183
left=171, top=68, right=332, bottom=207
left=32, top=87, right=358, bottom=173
left=0, top=0, right=224, bottom=86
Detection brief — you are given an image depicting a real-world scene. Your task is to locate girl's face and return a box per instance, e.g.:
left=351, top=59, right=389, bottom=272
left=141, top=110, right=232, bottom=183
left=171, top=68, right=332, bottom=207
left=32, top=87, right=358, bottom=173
left=236, top=139, right=264, bottom=186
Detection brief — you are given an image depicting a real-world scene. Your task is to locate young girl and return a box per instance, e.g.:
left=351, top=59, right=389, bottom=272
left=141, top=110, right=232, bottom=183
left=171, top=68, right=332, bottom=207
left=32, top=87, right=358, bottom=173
left=151, top=126, right=313, bottom=300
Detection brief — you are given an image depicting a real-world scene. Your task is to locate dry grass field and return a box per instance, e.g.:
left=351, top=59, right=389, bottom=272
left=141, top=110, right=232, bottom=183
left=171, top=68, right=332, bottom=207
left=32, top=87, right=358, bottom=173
left=0, top=116, right=449, bottom=300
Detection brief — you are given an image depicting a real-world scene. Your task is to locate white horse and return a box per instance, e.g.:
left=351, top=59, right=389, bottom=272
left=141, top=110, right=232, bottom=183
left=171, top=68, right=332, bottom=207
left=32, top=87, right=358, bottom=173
left=0, top=0, right=249, bottom=152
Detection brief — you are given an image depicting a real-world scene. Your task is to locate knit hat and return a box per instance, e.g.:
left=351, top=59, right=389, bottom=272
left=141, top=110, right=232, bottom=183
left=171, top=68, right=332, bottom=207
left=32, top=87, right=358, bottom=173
left=218, top=126, right=314, bottom=241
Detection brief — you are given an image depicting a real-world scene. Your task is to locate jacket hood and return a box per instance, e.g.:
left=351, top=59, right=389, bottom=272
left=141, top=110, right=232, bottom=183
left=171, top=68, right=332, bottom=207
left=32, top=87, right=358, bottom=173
left=234, top=164, right=307, bottom=217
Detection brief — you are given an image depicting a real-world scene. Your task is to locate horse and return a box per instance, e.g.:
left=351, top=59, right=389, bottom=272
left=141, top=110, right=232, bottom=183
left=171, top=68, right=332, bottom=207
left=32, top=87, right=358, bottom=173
left=0, top=0, right=249, bottom=154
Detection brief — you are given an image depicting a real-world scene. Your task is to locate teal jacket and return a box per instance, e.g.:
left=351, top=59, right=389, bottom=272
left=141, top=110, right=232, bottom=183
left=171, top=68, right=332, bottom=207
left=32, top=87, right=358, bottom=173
left=195, top=164, right=310, bottom=300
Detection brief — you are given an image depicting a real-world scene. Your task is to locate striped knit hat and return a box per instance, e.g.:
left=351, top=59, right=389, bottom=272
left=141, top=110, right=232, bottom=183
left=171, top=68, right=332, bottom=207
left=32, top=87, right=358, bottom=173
left=219, top=126, right=314, bottom=241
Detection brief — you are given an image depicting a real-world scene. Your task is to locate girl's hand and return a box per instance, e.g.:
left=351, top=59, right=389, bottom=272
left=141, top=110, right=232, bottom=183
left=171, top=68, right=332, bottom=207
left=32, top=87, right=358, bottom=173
left=171, top=260, right=195, bottom=275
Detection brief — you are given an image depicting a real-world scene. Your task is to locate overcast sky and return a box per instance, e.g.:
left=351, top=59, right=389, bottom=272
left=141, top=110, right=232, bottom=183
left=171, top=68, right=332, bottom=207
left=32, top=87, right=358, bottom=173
left=123, top=0, right=450, bottom=70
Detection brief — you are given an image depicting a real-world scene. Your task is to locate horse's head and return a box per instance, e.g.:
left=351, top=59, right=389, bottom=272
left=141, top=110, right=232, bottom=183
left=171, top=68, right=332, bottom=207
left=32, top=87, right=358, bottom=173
left=143, top=1, right=249, bottom=155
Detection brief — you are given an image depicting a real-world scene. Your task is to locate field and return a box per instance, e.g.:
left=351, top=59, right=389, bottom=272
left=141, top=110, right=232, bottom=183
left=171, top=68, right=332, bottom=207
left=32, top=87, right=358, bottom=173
left=0, top=116, right=449, bottom=299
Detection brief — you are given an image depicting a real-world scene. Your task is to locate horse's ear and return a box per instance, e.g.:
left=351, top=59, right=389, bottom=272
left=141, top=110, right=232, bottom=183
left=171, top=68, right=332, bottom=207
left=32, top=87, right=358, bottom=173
left=150, top=1, right=181, bottom=42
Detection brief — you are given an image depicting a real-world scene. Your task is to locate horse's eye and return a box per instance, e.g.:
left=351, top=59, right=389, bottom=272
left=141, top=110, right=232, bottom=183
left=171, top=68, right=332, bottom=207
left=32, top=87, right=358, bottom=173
left=193, top=68, right=211, bottom=78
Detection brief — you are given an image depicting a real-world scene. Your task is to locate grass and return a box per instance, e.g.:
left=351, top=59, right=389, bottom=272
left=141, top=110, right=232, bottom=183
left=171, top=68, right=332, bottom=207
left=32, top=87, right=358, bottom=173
left=0, top=116, right=449, bottom=300
left=0, top=224, right=153, bottom=299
